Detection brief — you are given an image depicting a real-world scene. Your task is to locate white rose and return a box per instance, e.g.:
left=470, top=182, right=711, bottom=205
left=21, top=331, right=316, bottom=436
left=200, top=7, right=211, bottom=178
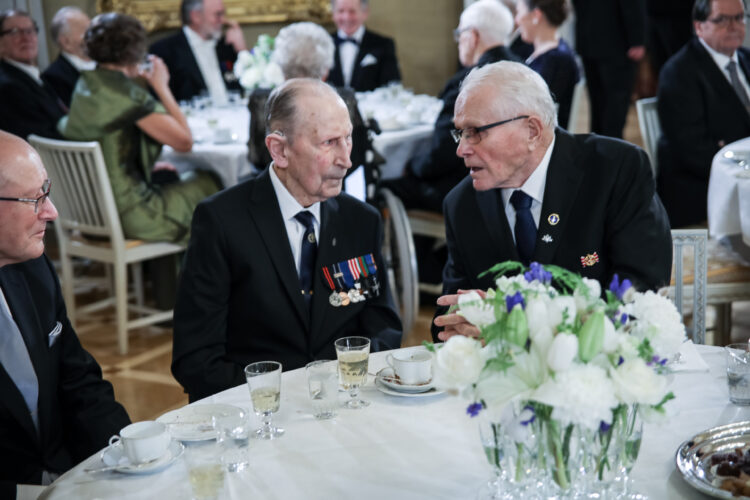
left=574, top=277, right=602, bottom=311
left=239, top=65, right=262, bottom=89
left=456, top=291, right=496, bottom=327
left=546, top=332, right=578, bottom=372
left=433, top=336, right=484, bottom=390
left=548, top=296, right=577, bottom=329
left=625, top=291, right=686, bottom=359
left=610, top=358, right=668, bottom=405
left=262, top=62, right=284, bottom=87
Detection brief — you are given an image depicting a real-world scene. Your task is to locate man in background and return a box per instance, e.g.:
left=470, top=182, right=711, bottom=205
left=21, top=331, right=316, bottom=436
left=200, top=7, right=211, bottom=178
left=0, top=131, right=130, bottom=495
left=42, top=7, right=94, bottom=107
left=0, top=10, right=66, bottom=140
left=327, top=0, right=401, bottom=91
left=150, top=0, right=246, bottom=103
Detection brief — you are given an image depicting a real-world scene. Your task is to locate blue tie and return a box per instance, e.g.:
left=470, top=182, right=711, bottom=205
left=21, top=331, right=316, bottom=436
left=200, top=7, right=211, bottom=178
left=510, top=190, right=537, bottom=265
left=0, top=297, right=39, bottom=432
left=294, top=211, right=318, bottom=307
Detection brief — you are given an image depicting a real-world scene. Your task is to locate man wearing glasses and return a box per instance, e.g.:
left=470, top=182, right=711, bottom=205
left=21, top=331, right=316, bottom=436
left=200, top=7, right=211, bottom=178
left=0, top=10, right=66, bottom=140
left=657, top=0, right=750, bottom=228
left=431, top=61, right=672, bottom=342
left=0, top=132, right=130, bottom=493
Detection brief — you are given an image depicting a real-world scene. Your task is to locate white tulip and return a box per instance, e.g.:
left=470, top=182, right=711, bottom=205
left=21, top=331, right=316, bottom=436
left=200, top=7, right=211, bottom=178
left=546, top=332, right=578, bottom=372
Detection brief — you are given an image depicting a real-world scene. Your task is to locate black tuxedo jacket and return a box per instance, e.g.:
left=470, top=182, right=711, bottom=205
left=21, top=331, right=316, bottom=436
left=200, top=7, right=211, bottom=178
left=328, top=29, right=401, bottom=92
left=0, top=256, right=129, bottom=490
left=657, top=38, right=750, bottom=228
left=432, top=129, right=672, bottom=340
left=172, top=171, right=402, bottom=401
left=0, top=61, right=64, bottom=140
left=572, top=0, right=646, bottom=59
left=150, top=30, right=241, bottom=102
left=41, top=55, right=80, bottom=107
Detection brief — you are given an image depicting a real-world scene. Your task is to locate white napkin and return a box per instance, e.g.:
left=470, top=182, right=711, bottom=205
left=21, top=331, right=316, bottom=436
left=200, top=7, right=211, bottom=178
left=670, top=340, right=710, bottom=372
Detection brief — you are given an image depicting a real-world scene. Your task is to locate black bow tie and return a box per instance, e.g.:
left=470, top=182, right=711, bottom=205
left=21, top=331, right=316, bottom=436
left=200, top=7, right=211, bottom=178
left=336, top=35, right=359, bottom=46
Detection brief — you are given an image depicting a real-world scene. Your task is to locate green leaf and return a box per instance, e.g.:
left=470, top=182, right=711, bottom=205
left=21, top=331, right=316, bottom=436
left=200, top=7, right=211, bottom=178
left=478, top=261, right=526, bottom=280
left=422, top=341, right=436, bottom=353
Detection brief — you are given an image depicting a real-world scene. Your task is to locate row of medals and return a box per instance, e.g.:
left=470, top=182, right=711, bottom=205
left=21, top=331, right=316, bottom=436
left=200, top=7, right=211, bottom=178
left=329, top=283, right=366, bottom=307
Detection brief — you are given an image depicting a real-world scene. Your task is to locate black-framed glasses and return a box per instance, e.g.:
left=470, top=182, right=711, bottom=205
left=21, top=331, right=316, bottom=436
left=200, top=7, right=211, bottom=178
left=452, top=27, right=471, bottom=42
left=0, top=26, right=39, bottom=37
left=450, top=115, right=529, bottom=144
left=0, top=179, right=51, bottom=213
left=707, top=13, right=748, bottom=27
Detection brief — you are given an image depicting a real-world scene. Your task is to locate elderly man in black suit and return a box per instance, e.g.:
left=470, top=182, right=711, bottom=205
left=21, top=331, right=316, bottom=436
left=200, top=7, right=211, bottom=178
left=657, top=0, right=750, bottom=228
left=0, top=131, right=130, bottom=496
left=173, top=78, right=402, bottom=402
left=41, top=7, right=94, bottom=107
left=150, top=0, right=245, bottom=103
left=0, top=10, right=66, bottom=140
left=327, top=0, right=401, bottom=91
left=432, top=61, right=672, bottom=341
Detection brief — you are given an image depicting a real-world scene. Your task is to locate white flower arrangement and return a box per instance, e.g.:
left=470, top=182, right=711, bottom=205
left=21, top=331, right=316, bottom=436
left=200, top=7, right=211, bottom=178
left=233, top=34, right=284, bottom=90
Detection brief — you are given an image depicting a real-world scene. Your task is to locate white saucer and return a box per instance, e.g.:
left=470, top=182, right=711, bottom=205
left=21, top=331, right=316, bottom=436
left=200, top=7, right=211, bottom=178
left=374, top=376, right=444, bottom=398
left=375, top=368, right=440, bottom=395
left=156, top=403, right=244, bottom=441
left=100, top=440, right=184, bottom=474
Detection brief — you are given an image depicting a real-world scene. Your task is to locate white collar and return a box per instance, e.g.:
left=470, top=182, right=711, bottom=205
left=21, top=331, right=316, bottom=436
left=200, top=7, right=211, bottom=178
left=501, top=134, right=555, bottom=208
left=698, top=36, right=740, bottom=69
left=337, top=25, right=365, bottom=43
left=183, top=25, right=217, bottom=48
left=61, top=52, right=96, bottom=72
left=4, top=58, right=41, bottom=84
left=269, top=164, right=321, bottom=224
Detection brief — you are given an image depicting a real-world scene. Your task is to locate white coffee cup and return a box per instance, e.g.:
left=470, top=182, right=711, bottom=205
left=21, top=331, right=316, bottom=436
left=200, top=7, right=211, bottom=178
left=109, top=421, right=171, bottom=464
left=386, top=349, right=433, bottom=385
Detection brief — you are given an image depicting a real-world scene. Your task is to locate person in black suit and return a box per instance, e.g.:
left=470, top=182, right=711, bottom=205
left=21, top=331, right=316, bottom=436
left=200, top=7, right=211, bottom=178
left=646, top=0, right=694, bottom=77
left=0, top=132, right=130, bottom=496
left=41, top=7, right=94, bottom=107
left=431, top=61, right=671, bottom=342
left=572, top=0, right=647, bottom=138
left=150, top=0, right=245, bottom=103
left=0, top=10, right=66, bottom=140
left=327, top=0, right=401, bottom=91
left=173, top=79, right=402, bottom=402
left=657, top=0, right=750, bottom=228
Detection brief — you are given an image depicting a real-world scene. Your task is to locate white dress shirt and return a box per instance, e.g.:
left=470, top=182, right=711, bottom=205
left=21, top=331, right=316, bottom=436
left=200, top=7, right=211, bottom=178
left=698, top=37, right=750, bottom=98
left=183, top=26, right=227, bottom=104
left=501, top=135, right=555, bottom=244
left=337, top=25, right=365, bottom=87
left=269, top=165, right=321, bottom=274
left=61, top=52, right=96, bottom=72
left=4, top=58, right=42, bottom=84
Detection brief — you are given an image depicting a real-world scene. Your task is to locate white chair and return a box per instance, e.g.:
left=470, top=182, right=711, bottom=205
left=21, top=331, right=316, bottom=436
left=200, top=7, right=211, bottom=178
left=28, top=135, right=185, bottom=355
left=667, top=229, right=708, bottom=344
left=635, top=97, right=661, bottom=177
left=567, top=78, right=587, bottom=133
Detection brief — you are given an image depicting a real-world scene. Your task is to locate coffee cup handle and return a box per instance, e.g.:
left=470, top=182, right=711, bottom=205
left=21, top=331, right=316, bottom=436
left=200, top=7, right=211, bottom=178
left=108, top=435, right=121, bottom=447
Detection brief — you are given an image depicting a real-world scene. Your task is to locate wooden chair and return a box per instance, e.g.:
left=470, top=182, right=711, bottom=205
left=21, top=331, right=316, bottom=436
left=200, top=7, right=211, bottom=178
left=29, top=135, right=185, bottom=355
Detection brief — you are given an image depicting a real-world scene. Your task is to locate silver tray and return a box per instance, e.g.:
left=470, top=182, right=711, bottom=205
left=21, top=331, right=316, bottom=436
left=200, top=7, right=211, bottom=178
left=676, top=421, right=750, bottom=499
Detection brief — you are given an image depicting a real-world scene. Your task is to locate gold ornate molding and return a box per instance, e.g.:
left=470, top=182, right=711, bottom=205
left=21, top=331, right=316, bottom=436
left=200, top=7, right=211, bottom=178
left=96, top=0, right=332, bottom=32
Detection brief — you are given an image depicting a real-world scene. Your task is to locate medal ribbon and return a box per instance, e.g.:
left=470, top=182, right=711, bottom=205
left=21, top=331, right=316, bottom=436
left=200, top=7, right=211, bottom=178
left=348, top=258, right=361, bottom=281
left=339, top=261, right=355, bottom=288
left=357, top=256, right=369, bottom=277
left=364, top=253, right=377, bottom=274
left=332, top=263, right=347, bottom=291
left=322, top=266, right=336, bottom=291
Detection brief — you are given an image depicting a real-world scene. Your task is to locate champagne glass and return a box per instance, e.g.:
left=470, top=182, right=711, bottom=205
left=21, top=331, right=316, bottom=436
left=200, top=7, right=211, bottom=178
left=244, top=361, right=284, bottom=439
left=335, top=336, right=371, bottom=409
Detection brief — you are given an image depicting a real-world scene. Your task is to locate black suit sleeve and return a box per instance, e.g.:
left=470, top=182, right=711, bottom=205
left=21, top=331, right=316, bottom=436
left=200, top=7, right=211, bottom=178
left=0, top=81, right=63, bottom=140
left=619, top=0, right=646, bottom=49
left=377, top=37, right=401, bottom=87
left=172, top=202, right=245, bottom=400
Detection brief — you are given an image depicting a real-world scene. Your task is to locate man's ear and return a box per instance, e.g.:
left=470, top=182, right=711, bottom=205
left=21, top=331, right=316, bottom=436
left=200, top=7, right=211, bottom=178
left=526, top=116, right=545, bottom=151
left=265, top=134, right=288, bottom=168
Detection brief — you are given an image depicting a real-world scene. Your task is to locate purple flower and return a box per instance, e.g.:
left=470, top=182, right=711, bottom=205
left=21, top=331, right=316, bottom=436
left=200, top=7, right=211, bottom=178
left=617, top=356, right=625, bottom=366
left=506, top=291, right=525, bottom=312
left=647, top=355, right=668, bottom=367
left=609, top=274, right=632, bottom=301
left=467, top=402, right=483, bottom=417
left=620, top=312, right=628, bottom=325
left=599, top=421, right=612, bottom=433
left=524, top=262, right=552, bottom=284
left=520, top=405, right=536, bottom=426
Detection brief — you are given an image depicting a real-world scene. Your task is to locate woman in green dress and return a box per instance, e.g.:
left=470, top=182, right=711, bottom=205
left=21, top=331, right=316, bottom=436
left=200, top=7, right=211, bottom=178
left=59, top=12, right=220, bottom=245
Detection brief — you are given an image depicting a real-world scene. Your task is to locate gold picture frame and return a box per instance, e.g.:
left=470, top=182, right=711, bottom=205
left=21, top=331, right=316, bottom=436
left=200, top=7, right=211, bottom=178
left=96, top=0, right=332, bottom=32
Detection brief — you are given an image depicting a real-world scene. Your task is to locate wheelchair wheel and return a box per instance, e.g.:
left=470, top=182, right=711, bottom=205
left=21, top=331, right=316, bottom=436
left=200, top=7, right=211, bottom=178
left=378, top=188, right=419, bottom=335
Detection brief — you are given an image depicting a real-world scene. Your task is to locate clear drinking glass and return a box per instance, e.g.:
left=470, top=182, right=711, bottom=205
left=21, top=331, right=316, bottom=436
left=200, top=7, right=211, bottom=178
left=306, top=360, right=339, bottom=419
left=213, top=410, right=251, bottom=472
left=245, top=361, right=284, bottom=439
left=334, top=336, right=370, bottom=409
left=185, top=442, right=225, bottom=500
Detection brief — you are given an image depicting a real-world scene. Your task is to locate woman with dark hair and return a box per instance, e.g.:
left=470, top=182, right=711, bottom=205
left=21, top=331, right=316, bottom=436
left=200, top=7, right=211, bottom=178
left=515, top=0, right=580, bottom=129
left=59, top=12, right=220, bottom=244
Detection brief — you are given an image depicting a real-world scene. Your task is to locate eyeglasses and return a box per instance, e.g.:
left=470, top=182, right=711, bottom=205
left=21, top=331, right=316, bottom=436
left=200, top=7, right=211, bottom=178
left=453, top=27, right=472, bottom=42
left=450, top=115, right=529, bottom=144
left=0, top=179, right=51, bottom=213
left=706, top=13, right=748, bottom=27
left=0, top=26, right=39, bottom=37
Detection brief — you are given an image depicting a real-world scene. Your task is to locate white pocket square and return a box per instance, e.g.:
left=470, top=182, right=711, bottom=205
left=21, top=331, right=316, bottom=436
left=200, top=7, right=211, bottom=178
left=48, top=321, right=62, bottom=347
left=360, top=53, right=378, bottom=67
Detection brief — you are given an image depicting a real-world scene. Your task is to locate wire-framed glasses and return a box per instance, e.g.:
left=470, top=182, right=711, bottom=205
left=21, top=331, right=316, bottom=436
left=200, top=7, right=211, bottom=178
left=450, top=115, right=529, bottom=144
left=0, top=179, right=51, bottom=213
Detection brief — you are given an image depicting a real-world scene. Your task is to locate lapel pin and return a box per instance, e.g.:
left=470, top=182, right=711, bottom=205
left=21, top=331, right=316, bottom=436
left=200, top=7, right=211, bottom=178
left=580, top=252, right=600, bottom=268
left=547, top=213, right=560, bottom=226
left=542, top=234, right=553, bottom=243
left=332, top=237, right=336, bottom=247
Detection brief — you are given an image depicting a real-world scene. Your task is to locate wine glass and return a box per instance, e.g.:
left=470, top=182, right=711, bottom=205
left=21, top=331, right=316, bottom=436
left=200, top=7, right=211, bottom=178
left=244, top=361, right=284, bottom=439
left=334, top=336, right=371, bottom=409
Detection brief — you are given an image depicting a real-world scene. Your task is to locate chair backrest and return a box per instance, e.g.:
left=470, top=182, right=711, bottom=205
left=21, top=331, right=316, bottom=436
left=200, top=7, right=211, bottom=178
left=635, top=97, right=661, bottom=177
left=28, top=135, right=125, bottom=246
left=669, top=229, right=708, bottom=344
left=567, top=78, right=587, bottom=133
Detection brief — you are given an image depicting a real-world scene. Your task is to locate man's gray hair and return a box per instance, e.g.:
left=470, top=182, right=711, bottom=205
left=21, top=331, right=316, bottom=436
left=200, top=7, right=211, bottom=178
left=459, top=0, right=513, bottom=47
left=460, top=61, right=558, bottom=129
left=50, top=6, right=84, bottom=44
left=272, top=22, right=334, bottom=80
left=330, top=0, right=368, bottom=8
left=181, top=0, right=204, bottom=26
left=265, top=78, right=343, bottom=140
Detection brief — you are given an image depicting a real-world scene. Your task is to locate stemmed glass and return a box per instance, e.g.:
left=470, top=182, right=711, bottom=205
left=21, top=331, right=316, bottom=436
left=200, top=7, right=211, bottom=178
left=334, top=336, right=371, bottom=409
left=244, top=361, right=284, bottom=439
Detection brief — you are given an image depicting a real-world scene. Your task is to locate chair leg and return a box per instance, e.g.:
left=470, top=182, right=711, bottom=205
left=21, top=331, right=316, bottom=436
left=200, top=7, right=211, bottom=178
left=60, top=253, right=76, bottom=326
left=714, top=303, right=733, bottom=346
left=114, top=261, right=129, bottom=355
left=132, top=262, right=144, bottom=308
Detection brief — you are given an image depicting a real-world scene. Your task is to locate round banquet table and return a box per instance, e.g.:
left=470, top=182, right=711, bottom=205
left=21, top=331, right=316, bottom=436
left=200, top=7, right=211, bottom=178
left=37, top=345, right=737, bottom=500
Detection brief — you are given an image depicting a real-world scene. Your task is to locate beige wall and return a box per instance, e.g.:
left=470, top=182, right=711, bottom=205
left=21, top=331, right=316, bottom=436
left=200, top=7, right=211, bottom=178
left=40, top=0, right=462, bottom=96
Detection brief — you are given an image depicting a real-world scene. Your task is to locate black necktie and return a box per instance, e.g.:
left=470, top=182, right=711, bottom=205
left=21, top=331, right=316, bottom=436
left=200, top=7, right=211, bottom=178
left=294, top=211, right=318, bottom=306
left=336, top=35, right=359, bottom=46
left=510, top=190, right=537, bottom=266
left=727, top=61, right=750, bottom=115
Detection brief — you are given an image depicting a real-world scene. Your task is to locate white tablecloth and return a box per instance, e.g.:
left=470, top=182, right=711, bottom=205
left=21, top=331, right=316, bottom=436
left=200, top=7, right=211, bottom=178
left=708, top=138, right=750, bottom=247
left=39, top=345, right=748, bottom=499
left=373, top=124, right=433, bottom=180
